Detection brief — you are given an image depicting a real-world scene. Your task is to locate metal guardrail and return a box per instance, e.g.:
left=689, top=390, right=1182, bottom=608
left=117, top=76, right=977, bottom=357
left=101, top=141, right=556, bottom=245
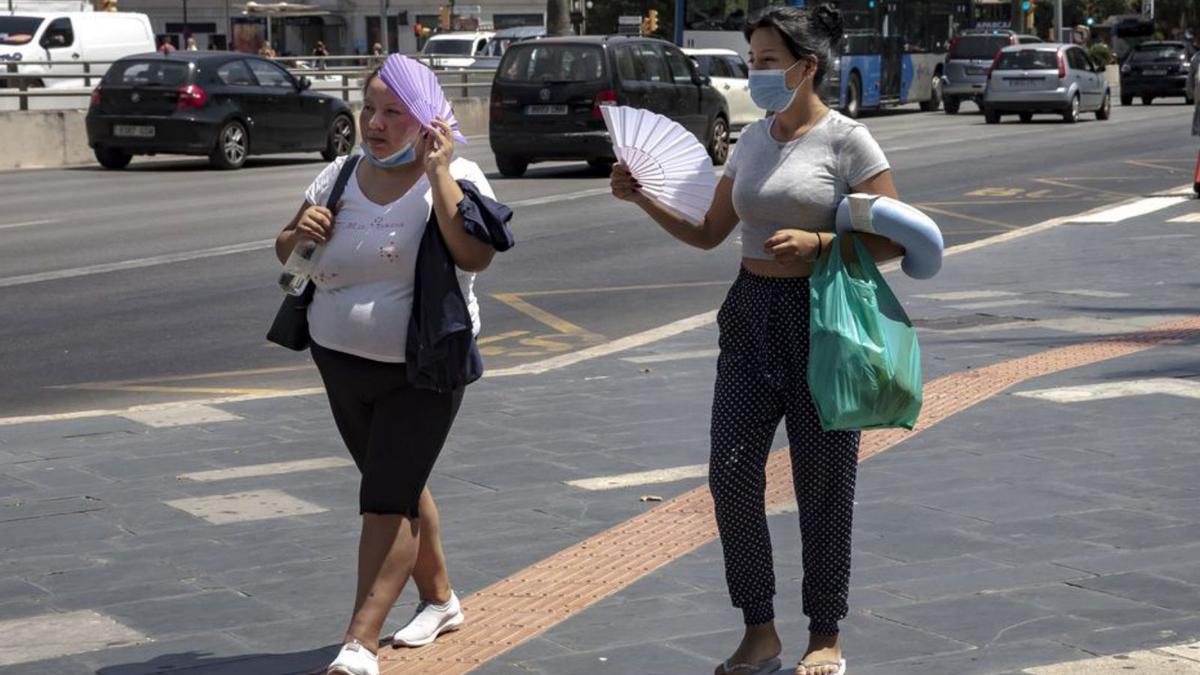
left=0, top=56, right=495, bottom=112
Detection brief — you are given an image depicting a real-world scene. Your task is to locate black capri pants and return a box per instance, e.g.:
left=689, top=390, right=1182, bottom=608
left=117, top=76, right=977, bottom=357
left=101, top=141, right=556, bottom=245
left=311, top=341, right=463, bottom=518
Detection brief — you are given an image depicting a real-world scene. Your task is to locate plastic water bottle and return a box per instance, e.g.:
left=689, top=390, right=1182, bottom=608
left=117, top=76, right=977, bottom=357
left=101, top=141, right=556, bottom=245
left=277, top=240, right=323, bottom=295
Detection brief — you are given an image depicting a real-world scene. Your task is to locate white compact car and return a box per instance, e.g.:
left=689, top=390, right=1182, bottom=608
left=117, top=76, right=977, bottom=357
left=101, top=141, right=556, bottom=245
left=421, top=31, right=494, bottom=69
left=683, top=47, right=763, bottom=130
left=0, top=11, right=155, bottom=88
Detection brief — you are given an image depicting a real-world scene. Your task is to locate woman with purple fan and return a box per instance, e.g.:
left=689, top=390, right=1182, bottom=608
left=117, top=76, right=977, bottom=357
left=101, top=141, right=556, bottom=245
left=611, top=6, right=903, bottom=675
left=274, top=55, right=512, bottom=675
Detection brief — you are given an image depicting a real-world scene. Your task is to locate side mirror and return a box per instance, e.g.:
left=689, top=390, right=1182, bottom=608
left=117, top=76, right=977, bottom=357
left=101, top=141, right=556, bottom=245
left=298, top=76, right=312, bottom=91
left=695, top=74, right=711, bottom=86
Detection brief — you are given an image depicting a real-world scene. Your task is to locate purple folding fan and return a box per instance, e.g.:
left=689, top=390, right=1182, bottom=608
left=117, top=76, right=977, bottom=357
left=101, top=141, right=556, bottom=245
left=378, top=54, right=467, bottom=143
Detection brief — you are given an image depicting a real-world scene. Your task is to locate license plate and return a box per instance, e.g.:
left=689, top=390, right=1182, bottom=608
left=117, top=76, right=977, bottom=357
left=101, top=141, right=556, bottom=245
left=525, top=104, right=568, bottom=115
left=114, top=124, right=155, bottom=138
left=966, top=67, right=987, bottom=75
left=1143, top=69, right=1166, bottom=76
left=1006, top=78, right=1042, bottom=88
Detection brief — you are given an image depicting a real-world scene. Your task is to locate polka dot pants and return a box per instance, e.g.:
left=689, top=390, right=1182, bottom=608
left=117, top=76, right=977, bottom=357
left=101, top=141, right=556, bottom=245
left=709, top=268, right=860, bottom=636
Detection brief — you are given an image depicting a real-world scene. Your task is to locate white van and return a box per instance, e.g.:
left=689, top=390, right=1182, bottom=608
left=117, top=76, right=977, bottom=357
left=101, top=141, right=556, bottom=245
left=0, top=12, right=155, bottom=88
left=421, top=31, right=494, bottom=69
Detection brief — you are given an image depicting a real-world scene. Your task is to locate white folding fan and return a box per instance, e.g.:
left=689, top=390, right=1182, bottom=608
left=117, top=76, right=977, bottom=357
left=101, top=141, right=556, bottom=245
left=600, top=105, right=717, bottom=225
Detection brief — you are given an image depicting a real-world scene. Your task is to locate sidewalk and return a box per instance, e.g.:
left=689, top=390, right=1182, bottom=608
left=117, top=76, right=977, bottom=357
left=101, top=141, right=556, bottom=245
left=1, top=190, right=1198, bottom=675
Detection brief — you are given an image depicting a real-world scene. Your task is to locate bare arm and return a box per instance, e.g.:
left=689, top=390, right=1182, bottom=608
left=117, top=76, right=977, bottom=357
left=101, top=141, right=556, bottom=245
left=275, top=201, right=331, bottom=264
left=612, top=166, right=739, bottom=251
left=426, top=121, right=495, bottom=273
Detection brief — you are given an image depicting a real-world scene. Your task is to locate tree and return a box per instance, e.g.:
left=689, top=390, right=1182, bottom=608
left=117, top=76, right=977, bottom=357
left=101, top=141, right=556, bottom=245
left=547, top=0, right=571, bottom=36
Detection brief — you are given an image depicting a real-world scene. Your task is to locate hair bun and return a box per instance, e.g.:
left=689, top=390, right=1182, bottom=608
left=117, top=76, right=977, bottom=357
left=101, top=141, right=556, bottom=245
left=811, top=4, right=844, bottom=40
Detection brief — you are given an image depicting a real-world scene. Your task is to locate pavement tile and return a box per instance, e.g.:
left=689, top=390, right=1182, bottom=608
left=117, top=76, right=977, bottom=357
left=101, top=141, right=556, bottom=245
left=872, top=595, right=1063, bottom=647
left=878, top=564, right=1094, bottom=601
left=100, top=590, right=290, bottom=637
left=854, top=639, right=1092, bottom=675
left=1068, top=572, right=1200, bottom=613
left=1001, top=584, right=1186, bottom=627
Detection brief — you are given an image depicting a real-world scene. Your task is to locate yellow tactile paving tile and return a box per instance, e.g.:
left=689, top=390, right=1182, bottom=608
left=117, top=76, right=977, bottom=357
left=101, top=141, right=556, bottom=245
left=380, top=316, right=1200, bottom=674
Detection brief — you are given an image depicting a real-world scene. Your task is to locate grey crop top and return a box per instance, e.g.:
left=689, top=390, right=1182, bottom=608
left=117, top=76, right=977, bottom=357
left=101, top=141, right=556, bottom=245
left=723, top=111, right=890, bottom=261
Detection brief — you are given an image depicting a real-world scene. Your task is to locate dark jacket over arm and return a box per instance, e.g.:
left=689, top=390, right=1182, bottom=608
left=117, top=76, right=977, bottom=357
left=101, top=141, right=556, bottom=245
left=406, top=180, right=514, bottom=392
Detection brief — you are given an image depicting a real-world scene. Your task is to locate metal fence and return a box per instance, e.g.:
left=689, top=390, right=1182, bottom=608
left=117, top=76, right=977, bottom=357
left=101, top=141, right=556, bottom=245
left=0, top=55, right=496, bottom=112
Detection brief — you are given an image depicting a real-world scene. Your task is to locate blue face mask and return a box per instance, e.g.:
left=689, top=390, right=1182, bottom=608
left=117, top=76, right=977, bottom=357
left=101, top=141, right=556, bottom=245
left=360, top=141, right=416, bottom=168
left=748, top=61, right=803, bottom=112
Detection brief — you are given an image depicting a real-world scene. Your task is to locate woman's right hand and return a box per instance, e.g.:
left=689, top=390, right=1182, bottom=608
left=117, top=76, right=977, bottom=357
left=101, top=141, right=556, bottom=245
left=295, top=205, right=334, bottom=243
left=610, top=163, right=643, bottom=203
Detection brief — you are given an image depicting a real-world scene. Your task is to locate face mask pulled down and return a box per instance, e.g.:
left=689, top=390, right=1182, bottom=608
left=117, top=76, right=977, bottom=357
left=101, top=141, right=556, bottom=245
left=360, top=140, right=417, bottom=168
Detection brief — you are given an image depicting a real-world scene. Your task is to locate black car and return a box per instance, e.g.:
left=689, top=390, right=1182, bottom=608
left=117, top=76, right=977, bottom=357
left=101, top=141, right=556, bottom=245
left=86, top=51, right=356, bottom=170
left=489, top=35, right=730, bottom=178
left=1120, top=41, right=1194, bottom=106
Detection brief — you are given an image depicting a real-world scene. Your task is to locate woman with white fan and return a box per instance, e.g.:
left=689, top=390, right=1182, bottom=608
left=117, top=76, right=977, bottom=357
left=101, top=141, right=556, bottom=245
left=611, top=6, right=903, bottom=675
left=274, top=55, right=513, bottom=675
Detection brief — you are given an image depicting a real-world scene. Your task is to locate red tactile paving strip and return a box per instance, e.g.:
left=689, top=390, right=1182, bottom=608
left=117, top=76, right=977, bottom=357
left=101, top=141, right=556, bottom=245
left=381, top=316, right=1200, bottom=674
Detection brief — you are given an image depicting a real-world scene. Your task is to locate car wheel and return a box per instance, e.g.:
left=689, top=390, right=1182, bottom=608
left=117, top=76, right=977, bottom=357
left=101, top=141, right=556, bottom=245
left=843, top=73, right=862, bottom=119
left=1141, top=95, right=1153, bottom=105
left=707, top=115, right=730, bottom=165
left=944, top=96, right=961, bottom=115
left=1096, top=91, right=1111, bottom=120
left=1063, top=95, right=1080, bottom=124
left=920, top=75, right=943, bottom=112
left=1120, top=93, right=1132, bottom=106
left=495, top=154, right=528, bottom=178
left=1019, top=112, right=1033, bottom=123
left=984, top=107, right=1001, bottom=124
left=94, top=146, right=132, bottom=170
left=322, top=114, right=355, bottom=161
left=210, top=120, right=248, bottom=170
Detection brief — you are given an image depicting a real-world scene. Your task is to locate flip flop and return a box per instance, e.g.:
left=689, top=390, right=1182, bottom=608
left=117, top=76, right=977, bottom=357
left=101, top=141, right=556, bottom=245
left=797, top=658, right=846, bottom=675
left=719, top=655, right=782, bottom=674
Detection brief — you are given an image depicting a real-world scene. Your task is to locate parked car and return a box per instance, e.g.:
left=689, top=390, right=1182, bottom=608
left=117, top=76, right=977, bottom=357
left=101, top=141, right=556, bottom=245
left=1120, top=40, right=1193, bottom=105
left=470, top=26, right=546, bottom=71
left=86, top=51, right=355, bottom=170
left=421, top=31, right=494, bottom=69
left=942, top=29, right=1041, bottom=114
left=489, top=35, right=730, bottom=177
left=683, top=47, right=763, bottom=129
left=983, top=43, right=1111, bottom=124
left=0, top=11, right=155, bottom=88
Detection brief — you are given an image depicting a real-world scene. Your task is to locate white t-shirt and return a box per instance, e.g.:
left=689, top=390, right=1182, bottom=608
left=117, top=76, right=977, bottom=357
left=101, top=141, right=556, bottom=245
left=302, top=155, right=493, bottom=363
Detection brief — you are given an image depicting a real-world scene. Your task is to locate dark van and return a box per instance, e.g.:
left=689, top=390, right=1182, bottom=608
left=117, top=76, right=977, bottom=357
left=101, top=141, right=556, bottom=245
left=488, top=35, right=730, bottom=177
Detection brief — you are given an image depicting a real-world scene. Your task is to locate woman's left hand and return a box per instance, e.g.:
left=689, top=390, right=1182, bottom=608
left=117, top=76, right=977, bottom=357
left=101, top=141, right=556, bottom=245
left=423, top=118, right=455, bottom=177
left=764, top=229, right=820, bottom=264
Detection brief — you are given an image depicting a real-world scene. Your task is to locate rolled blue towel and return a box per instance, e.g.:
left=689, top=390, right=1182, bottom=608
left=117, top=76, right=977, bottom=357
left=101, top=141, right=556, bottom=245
left=835, top=194, right=944, bottom=280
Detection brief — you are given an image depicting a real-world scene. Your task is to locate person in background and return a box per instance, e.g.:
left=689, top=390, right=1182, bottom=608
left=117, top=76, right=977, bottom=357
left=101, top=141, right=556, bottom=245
left=314, top=40, right=330, bottom=69
left=186, top=36, right=199, bottom=51
left=158, top=37, right=176, bottom=53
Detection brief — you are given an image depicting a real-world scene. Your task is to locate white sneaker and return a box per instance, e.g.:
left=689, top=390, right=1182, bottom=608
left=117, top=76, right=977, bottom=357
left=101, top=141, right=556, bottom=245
left=391, top=590, right=466, bottom=647
left=326, top=640, right=378, bottom=675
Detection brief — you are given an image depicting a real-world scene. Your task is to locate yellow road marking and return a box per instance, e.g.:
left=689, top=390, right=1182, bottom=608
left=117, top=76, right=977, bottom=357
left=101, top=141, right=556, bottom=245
left=49, top=365, right=311, bottom=389
left=1126, top=158, right=1193, bottom=172
left=1034, top=177, right=1134, bottom=199
left=915, top=204, right=1019, bottom=230
left=477, top=330, right=529, bottom=345
left=966, top=186, right=1025, bottom=197
left=491, top=293, right=601, bottom=338
left=514, top=280, right=727, bottom=297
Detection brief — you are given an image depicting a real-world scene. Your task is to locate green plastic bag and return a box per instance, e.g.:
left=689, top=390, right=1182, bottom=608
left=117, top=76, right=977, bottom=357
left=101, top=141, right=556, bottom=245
left=807, top=233, right=922, bottom=431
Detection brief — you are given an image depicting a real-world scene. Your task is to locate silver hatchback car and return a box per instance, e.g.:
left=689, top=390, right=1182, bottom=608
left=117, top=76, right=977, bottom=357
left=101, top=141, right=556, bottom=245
left=983, top=43, right=1112, bottom=124
left=942, top=30, right=1042, bottom=114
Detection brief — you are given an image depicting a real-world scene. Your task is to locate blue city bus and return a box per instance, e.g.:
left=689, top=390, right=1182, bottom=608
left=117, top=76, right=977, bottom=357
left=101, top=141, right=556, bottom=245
left=678, top=0, right=970, bottom=116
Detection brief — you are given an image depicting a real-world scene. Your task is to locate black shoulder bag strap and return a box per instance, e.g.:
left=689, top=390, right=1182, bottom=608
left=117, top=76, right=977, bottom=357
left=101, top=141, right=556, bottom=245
left=266, top=155, right=361, bottom=350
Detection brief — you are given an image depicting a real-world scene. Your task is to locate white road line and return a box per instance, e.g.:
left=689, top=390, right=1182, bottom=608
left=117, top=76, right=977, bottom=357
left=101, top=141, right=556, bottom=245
left=1, top=184, right=1193, bottom=427
left=1023, top=640, right=1200, bottom=673
left=947, top=298, right=1037, bottom=311
left=566, top=463, right=709, bottom=491
left=164, top=489, right=328, bottom=525
left=508, top=187, right=613, bottom=208
left=0, top=610, right=148, bottom=667
left=120, top=403, right=242, bottom=428
left=0, top=219, right=57, bottom=231
left=0, top=239, right=274, bottom=288
left=0, top=387, right=325, bottom=427
left=1168, top=212, right=1200, bottom=223
left=1069, top=196, right=1190, bottom=224
left=1050, top=289, right=1131, bottom=299
left=486, top=310, right=718, bottom=377
left=178, top=456, right=355, bottom=482
left=622, top=348, right=720, bottom=364
left=1015, top=378, right=1200, bottom=403
left=915, top=290, right=1019, bottom=302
